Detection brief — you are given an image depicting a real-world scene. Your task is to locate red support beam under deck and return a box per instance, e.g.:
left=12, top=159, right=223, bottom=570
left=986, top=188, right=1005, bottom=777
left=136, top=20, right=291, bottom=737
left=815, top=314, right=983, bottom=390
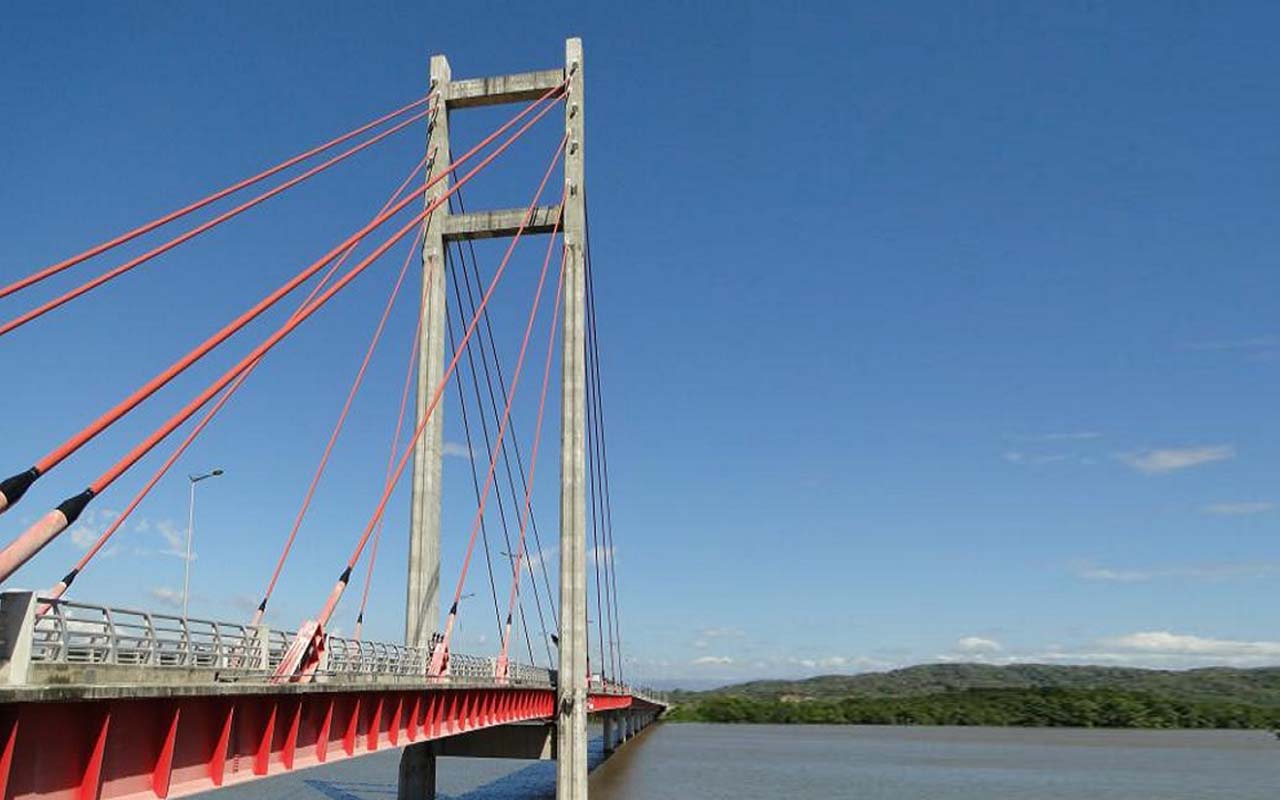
left=0, top=688, right=653, bottom=800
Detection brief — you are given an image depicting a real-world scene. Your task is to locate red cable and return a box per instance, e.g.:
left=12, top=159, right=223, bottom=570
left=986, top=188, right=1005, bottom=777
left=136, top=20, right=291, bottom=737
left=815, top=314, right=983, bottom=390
left=0, top=89, right=565, bottom=582
left=498, top=229, right=566, bottom=673
left=312, top=134, right=569, bottom=631
left=39, top=156, right=430, bottom=607
left=0, top=106, right=431, bottom=338
left=253, top=219, right=425, bottom=623
left=90, top=98, right=563, bottom=495
left=432, top=143, right=567, bottom=663
left=0, top=80, right=564, bottom=518
left=0, top=95, right=430, bottom=301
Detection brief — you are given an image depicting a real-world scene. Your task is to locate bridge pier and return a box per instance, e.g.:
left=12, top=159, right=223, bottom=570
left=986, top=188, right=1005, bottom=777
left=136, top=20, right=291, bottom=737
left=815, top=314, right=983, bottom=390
left=398, top=743, right=437, bottom=800
left=602, top=712, right=616, bottom=754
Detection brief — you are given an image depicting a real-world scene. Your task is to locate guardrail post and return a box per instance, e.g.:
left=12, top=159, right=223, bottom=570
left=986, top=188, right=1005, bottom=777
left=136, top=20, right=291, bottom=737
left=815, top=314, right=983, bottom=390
left=0, top=591, right=37, bottom=685
left=253, top=625, right=271, bottom=672
left=315, top=634, right=332, bottom=683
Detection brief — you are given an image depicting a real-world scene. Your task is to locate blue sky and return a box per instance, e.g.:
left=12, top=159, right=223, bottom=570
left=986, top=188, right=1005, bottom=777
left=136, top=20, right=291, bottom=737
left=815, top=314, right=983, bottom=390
left=2, top=2, right=1278, bottom=686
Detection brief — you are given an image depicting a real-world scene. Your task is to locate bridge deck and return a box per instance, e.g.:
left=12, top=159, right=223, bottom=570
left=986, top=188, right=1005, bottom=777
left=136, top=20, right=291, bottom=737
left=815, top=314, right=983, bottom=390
left=0, top=594, right=664, bottom=800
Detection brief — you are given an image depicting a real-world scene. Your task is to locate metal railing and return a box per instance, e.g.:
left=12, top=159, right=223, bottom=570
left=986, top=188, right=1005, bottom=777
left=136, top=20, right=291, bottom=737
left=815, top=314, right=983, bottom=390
left=10, top=596, right=657, bottom=701
left=31, top=598, right=269, bottom=671
left=448, top=651, right=495, bottom=681
left=323, top=635, right=430, bottom=677
left=510, top=661, right=555, bottom=686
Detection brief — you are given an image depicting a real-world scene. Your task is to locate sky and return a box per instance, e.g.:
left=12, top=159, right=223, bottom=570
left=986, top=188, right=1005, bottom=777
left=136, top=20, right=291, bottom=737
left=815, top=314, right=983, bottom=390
left=1, top=2, right=1278, bottom=688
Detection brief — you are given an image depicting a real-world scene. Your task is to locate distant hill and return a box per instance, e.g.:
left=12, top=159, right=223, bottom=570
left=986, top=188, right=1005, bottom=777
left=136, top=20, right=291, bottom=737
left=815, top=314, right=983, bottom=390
left=677, top=663, right=1280, bottom=708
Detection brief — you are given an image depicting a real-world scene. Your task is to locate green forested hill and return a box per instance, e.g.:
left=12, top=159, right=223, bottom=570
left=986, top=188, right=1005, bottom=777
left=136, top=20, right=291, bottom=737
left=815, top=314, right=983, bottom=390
left=666, top=664, right=1280, bottom=729
left=679, top=663, right=1280, bottom=707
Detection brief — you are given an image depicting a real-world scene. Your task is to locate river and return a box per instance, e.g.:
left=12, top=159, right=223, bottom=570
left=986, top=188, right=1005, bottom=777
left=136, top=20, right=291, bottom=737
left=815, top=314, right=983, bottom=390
left=203, top=723, right=1280, bottom=799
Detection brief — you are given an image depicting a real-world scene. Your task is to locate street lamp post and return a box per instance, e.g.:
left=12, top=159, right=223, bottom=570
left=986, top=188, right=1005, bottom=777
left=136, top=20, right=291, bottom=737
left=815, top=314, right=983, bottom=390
left=184, top=469, right=223, bottom=618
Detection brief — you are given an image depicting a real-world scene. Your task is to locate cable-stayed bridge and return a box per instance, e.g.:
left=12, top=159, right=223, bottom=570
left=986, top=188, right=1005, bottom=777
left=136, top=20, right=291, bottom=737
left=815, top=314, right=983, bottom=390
left=0, top=37, right=662, bottom=800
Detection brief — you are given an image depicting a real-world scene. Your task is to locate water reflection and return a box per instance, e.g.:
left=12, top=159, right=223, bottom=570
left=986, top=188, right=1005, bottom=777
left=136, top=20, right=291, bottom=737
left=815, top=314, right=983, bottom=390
left=294, top=737, right=611, bottom=800
left=205, top=724, right=1280, bottom=800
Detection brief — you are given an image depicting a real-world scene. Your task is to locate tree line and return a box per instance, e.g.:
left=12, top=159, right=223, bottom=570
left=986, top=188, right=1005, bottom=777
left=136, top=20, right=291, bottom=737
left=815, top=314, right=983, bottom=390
left=666, top=687, right=1280, bottom=729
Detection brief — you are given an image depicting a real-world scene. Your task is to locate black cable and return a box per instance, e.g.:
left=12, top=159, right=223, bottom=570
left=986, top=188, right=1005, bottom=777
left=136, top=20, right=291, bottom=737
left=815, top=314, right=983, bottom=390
left=449, top=184, right=560, bottom=664
left=446, top=237, right=541, bottom=668
left=585, top=194, right=625, bottom=682
left=452, top=182, right=562, bottom=632
left=444, top=252, right=506, bottom=645
left=586, top=361, right=611, bottom=681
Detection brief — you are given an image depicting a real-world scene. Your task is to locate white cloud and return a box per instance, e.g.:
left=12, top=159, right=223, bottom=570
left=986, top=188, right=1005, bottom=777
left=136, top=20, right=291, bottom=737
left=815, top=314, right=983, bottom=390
left=64, top=507, right=122, bottom=552
left=1116, top=445, right=1234, bottom=474
left=589, top=545, right=615, bottom=567
left=786, top=655, right=867, bottom=670
left=1072, top=561, right=1279, bottom=583
left=1102, top=631, right=1280, bottom=659
left=522, top=545, right=556, bottom=570
left=443, top=441, right=474, bottom=460
left=938, top=630, right=1280, bottom=670
left=1186, top=335, right=1279, bottom=353
left=1074, top=566, right=1153, bottom=582
left=1032, top=432, right=1102, bottom=441
left=149, top=587, right=183, bottom=608
left=955, top=636, right=1002, bottom=653
left=691, top=656, right=733, bottom=666
left=1002, top=451, right=1070, bottom=465
left=692, top=627, right=743, bottom=650
left=1203, top=501, right=1274, bottom=516
left=155, top=519, right=192, bottom=560
left=69, top=527, right=97, bottom=549
left=699, top=627, right=744, bottom=640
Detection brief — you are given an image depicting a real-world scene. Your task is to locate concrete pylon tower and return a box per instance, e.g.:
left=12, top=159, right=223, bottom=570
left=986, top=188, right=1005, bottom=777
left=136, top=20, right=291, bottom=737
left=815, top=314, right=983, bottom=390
left=406, top=53, right=452, bottom=654
left=399, top=38, right=590, bottom=800
left=400, top=52, right=452, bottom=800
left=556, top=36, right=589, bottom=800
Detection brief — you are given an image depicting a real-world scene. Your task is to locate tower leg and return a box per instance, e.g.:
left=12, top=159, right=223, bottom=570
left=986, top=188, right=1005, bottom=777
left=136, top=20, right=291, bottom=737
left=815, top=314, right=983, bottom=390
left=402, top=51, right=450, bottom=800
left=557, top=36, right=589, bottom=800
left=406, top=53, right=452, bottom=651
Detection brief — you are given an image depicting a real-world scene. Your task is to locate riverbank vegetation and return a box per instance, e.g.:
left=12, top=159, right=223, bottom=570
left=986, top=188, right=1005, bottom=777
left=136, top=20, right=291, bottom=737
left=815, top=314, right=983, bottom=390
left=667, top=687, right=1280, bottom=729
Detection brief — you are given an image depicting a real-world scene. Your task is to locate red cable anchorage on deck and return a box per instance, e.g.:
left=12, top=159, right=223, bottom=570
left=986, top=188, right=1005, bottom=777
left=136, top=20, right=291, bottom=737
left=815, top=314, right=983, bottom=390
left=0, top=79, right=566, bottom=519
left=272, top=134, right=569, bottom=683
left=0, top=105, right=431, bottom=338
left=38, top=156, right=430, bottom=610
left=0, top=95, right=430, bottom=302
left=0, top=88, right=566, bottom=584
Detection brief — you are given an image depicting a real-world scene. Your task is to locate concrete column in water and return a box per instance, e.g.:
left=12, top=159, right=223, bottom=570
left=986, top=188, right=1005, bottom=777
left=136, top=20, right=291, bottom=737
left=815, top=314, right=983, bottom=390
left=602, top=713, right=616, bottom=754
left=398, top=743, right=437, bottom=800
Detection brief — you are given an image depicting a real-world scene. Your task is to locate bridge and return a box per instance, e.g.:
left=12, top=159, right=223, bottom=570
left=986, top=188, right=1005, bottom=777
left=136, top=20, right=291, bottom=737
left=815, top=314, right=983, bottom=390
left=0, top=37, right=664, bottom=800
